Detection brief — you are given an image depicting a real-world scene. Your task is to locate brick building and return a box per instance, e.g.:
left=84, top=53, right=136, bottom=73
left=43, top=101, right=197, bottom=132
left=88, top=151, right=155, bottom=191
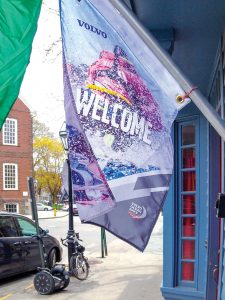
left=0, top=98, right=33, bottom=215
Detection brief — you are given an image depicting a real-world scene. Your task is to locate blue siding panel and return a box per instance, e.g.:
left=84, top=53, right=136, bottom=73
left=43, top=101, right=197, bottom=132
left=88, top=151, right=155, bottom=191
left=162, top=157, right=175, bottom=287
left=219, top=223, right=225, bottom=300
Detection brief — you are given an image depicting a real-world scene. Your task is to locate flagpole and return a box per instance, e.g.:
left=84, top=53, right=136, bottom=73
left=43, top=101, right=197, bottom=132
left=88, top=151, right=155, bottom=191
left=108, top=0, right=225, bottom=141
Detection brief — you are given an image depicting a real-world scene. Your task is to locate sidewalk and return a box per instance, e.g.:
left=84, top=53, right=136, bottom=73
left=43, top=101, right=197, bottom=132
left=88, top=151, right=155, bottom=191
left=0, top=241, right=163, bottom=300
left=24, top=211, right=163, bottom=300
left=19, top=240, right=163, bottom=300
left=77, top=240, right=164, bottom=300
left=27, top=210, right=69, bottom=220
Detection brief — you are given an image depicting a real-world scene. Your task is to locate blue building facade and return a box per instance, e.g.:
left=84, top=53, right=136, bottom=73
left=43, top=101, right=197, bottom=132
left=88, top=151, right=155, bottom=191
left=120, top=1, right=225, bottom=299
left=161, top=31, right=224, bottom=300
left=162, top=102, right=209, bottom=300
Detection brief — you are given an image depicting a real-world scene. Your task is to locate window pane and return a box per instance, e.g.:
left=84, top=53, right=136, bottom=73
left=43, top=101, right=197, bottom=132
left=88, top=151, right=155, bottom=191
left=182, top=217, right=196, bottom=237
left=4, top=164, right=17, bottom=189
left=0, top=217, right=18, bottom=237
left=183, top=195, right=196, bottom=214
left=182, top=148, right=195, bottom=168
left=182, top=125, right=195, bottom=145
left=17, top=218, right=37, bottom=236
left=182, top=262, right=195, bottom=281
left=3, top=119, right=17, bottom=145
left=5, top=204, right=17, bottom=213
left=182, top=171, right=196, bottom=191
left=182, top=240, right=195, bottom=259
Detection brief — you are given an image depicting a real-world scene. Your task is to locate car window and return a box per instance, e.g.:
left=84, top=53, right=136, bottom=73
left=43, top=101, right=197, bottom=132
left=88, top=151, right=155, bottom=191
left=0, top=216, right=18, bottom=237
left=17, top=217, right=37, bottom=236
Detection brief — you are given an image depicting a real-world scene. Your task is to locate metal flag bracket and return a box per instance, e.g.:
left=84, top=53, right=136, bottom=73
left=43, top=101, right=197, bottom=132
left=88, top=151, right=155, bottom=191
left=176, top=86, right=198, bottom=104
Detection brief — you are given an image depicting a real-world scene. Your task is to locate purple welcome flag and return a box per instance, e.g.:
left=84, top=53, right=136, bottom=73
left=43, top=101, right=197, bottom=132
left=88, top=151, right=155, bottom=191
left=60, top=0, right=188, bottom=251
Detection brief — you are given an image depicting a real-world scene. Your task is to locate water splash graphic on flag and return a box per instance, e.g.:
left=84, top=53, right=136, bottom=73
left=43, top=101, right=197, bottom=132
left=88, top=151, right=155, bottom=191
left=60, top=0, right=187, bottom=251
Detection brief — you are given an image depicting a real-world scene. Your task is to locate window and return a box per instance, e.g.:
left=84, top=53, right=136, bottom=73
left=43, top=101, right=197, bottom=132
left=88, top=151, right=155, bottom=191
left=0, top=216, right=18, bottom=237
left=4, top=203, right=18, bottom=213
left=2, top=118, right=18, bottom=145
left=3, top=164, right=18, bottom=190
left=177, top=120, right=198, bottom=286
left=17, top=217, right=37, bottom=236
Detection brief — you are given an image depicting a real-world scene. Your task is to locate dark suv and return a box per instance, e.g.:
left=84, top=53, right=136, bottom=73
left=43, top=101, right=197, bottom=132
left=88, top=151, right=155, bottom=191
left=0, top=212, right=62, bottom=280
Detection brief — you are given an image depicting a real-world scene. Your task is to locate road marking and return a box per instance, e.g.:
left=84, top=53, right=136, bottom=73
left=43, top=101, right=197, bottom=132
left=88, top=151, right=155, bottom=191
left=0, top=294, right=13, bottom=300
left=25, top=284, right=34, bottom=290
left=0, top=283, right=34, bottom=300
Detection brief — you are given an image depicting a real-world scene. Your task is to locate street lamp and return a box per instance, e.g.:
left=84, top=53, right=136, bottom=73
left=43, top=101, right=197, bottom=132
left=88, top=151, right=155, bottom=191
left=59, top=123, right=68, bottom=151
left=59, top=122, right=75, bottom=270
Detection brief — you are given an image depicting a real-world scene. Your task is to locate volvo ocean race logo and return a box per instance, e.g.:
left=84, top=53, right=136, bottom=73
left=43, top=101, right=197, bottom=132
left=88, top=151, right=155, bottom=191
left=128, top=202, right=147, bottom=220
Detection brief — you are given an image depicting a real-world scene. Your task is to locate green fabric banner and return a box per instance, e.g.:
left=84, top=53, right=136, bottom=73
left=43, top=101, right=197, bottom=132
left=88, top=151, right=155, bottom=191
left=0, top=0, right=42, bottom=129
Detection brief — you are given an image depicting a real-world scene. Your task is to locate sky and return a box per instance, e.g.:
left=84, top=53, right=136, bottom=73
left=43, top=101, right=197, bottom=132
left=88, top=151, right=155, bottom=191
left=19, top=0, right=186, bottom=138
left=20, top=0, right=64, bottom=137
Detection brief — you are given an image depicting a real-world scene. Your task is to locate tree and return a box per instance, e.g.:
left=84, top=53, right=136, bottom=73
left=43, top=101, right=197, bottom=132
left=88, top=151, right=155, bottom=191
left=32, top=113, right=54, bottom=139
left=33, top=136, right=65, bottom=204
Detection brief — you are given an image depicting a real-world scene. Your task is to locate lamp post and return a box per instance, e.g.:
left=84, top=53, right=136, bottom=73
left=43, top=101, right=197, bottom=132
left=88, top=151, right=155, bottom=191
left=59, top=122, right=75, bottom=270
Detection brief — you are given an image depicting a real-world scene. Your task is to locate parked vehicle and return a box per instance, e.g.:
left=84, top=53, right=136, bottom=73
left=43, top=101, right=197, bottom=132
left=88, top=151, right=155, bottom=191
left=61, top=204, right=69, bottom=211
left=62, top=203, right=79, bottom=216
left=36, top=202, right=53, bottom=211
left=0, top=212, right=62, bottom=280
left=73, top=204, right=79, bottom=216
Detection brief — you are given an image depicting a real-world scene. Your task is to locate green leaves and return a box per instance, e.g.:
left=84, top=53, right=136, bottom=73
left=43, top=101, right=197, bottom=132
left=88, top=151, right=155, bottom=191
left=33, top=136, right=65, bottom=204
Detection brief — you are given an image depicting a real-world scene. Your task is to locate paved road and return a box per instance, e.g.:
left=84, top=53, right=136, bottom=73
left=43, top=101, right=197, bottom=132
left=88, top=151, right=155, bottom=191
left=39, top=213, right=163, bottom=260
left=0, top=213, right=163, bottom=300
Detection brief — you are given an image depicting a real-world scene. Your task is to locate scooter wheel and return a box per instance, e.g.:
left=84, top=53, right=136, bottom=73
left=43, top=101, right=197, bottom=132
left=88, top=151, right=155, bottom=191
left=34, top=270, right=55, bottom=295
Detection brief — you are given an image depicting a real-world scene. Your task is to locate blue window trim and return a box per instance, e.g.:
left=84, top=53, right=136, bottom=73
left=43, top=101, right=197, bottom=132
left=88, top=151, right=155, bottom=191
left=176, top=118, right=199, bottom=288
left=161, top=104, right=209, bottom=299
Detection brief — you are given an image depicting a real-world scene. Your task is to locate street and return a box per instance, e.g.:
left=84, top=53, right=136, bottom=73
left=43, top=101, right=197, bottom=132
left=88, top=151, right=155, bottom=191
left=39, top=212, right=163, bottom=259
left=0, top=213, right=163, bottom=300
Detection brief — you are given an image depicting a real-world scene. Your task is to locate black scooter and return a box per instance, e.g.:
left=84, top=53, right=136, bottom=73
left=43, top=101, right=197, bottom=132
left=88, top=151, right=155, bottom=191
left=28, top=177, right=70, bottom=295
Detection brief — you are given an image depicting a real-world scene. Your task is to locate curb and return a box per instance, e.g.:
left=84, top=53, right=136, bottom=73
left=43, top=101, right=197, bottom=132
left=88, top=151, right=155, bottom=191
left=38, top=213, right=69, bottom=220
left=25, top=213, right=70, bottom=220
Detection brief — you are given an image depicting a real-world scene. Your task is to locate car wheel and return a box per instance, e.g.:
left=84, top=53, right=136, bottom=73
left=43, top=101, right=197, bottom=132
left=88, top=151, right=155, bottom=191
left=44, top=208, right=48, bottom=211
left=48, top=248, right=57, bottom=269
